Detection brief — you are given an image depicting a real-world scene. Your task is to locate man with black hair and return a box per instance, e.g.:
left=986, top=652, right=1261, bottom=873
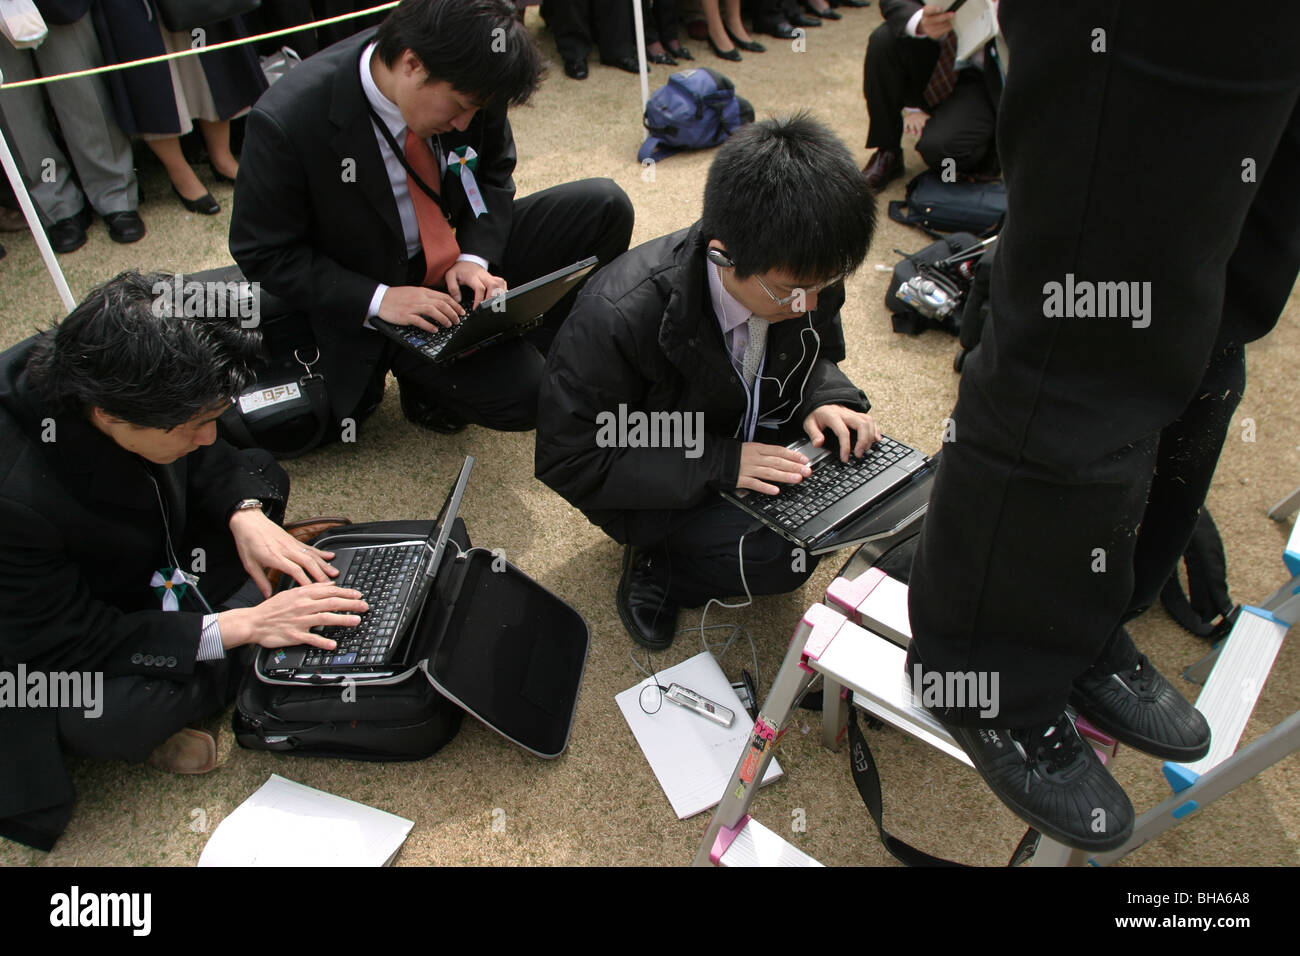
left=0, top=272, right=367, bottom=851
left=536, top=114, right=878, bottom=649
left=231, top=0, right=634, bottom=436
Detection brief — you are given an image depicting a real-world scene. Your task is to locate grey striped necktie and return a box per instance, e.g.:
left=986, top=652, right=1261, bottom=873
left=741, top=316, right=768, bottom=389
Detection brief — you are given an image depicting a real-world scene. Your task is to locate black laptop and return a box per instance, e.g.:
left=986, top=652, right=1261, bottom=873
left=261, top=458, right=474, bottom=680
left=721, top=434, right=932, bottom=555
left=371, top=257, right=598, bottom=365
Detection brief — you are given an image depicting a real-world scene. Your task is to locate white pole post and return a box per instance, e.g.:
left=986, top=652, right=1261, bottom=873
left=0, top=67, right=77, bottom=312
left=632, top=0, right=650, bottom=139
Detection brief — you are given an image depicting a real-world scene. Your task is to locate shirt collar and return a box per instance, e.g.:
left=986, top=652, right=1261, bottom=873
left=708, top=259, right=751, bottom=337
left=360, top=41, right=405, bottom=140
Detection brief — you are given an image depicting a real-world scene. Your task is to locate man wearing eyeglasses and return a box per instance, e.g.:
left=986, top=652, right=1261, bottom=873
left=535, top=114, right=878, bottom=650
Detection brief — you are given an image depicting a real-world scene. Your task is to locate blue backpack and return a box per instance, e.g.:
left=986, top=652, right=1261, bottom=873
left=638, top=68, right=755, bottom=163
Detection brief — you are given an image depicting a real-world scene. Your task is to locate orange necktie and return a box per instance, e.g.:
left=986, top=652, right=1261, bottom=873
left=403, top=129, right=460, bottom=287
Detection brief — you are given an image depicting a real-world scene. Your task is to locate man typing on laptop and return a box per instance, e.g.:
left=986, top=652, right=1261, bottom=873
left=0, top=272, right=366, bottom=851
left=230, top=0, right=633, bottom=437
left=536, top=115, right=880, bottom=650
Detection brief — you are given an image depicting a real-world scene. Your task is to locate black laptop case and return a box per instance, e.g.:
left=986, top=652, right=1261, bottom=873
left=234, top=518, right=590, bottom=760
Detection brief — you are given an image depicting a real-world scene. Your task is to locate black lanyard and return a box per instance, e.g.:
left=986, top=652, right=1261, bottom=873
left=367, top=103, right=452, bottom=222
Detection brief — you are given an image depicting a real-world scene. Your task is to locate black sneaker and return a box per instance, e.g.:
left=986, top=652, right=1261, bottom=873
left=906, top=642, right=1135, bottom=851
left=616, top=545, right=678, bottom=650
left=942, top=715, right=1134, bottom=852
left=1071, top=650, right=1211, bottom=762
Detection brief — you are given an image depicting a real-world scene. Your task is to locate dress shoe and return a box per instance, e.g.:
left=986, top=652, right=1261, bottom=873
left=617, top=545, right=679, bottom=651
left=830, top=0, right=872, bottom=7
left=805, top=2, right=843, bottom=19
left=647, top=49, right=677, bottom=66
left=1070, top=632, right=1211, bottom=762
left=666, top=43, right=693, bottom=60
left=725, top=27, right=765, bottom=52
left=707, top=37, right=742, bottom=62
left=147, top=728, right=218, bottom=774
left=103, top=210, right=146, bottom=244
left=861, top=147, right=903, bottom=191
left=399, top=389, right=467, bottom=434
left=788, top=13, right=821, bottom=27
left=172, top=186, right=220, bottom=215
left=46, top=206, right=91, bottom=253
left=563, top=57, right=588, bottom=79
left=600, top=55, right=642, bottom=74
left=208, top=161, right=237, bottom=185
left=759, top=21, right=797, bottom=39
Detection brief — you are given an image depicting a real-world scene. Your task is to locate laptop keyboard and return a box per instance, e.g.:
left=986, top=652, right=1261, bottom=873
left=751, top=436, right=912, bottom=531
left=303, top=543, right=423, bottom=667
left=398, top=322, right=458, bottom=360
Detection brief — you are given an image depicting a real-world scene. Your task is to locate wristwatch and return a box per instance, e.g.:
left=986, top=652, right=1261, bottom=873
left=229, top=498, right=264, bottom=521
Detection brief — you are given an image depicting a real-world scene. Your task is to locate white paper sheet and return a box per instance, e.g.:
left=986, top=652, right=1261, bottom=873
left=616, top=651, right=782, bottom=820
left=198, top=774, right=414, bottom=867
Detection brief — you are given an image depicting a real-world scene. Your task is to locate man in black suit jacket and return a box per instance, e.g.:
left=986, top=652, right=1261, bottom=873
left=230, top=0, right=634, bottom=436
left=0, top=272, right=366, bottom=851
left=860, top=0, right=1002, bottom=190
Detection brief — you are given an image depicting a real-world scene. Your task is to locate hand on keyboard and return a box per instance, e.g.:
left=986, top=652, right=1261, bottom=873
left=803, top=405, right=881, bottom=462
left=217, top=582, right=369, bottom=651
left=377, top=285, right=465, bottom=331
left=738, top=442, right=813, bottom=496
left=443, top=260, right=508, bottom=310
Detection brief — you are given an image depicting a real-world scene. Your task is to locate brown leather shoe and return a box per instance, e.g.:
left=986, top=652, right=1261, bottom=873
left=284, top=516, right=352, bottom=546
left=861, top=147, right=904, bottom=192
left=147, top=728, right=217, bottom=774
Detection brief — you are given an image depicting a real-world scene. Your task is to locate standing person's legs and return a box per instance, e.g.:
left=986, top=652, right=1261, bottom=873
left=908, top=0, right=1300, bottom=729
left=1108, top=95, right=1300, bottom=641
left=33, top=17, right=140, bottom=219
left=540, top=0, right=595, bottom=63
left=0, top=43, right=85, bottom=227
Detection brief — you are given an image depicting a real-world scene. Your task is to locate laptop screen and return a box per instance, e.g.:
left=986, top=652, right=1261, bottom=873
left=429, top=456, right=475, bottom=572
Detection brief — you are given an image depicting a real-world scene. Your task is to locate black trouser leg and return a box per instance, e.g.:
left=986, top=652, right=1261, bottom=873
left=390, top=178, right=632, bottom=427
left=863, top=23, right=938, bottom=150
left=499, top=178, right=634, bottom=350
left=541, top=0, right=594, bottom=61
left=624, top=498, right=820, bottom=608
left=593, top=0, right=635, bottom=61
left=390, top=337, right=544, bottom=431
left=56, top=657, right=242, bottom=763
left=907, top=0, right=1300, bottom=728
left=915, top=69, right=996, bottom=172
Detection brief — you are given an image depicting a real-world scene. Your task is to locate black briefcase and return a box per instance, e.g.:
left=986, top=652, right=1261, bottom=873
left=234, top=517, right=591, bottom=761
